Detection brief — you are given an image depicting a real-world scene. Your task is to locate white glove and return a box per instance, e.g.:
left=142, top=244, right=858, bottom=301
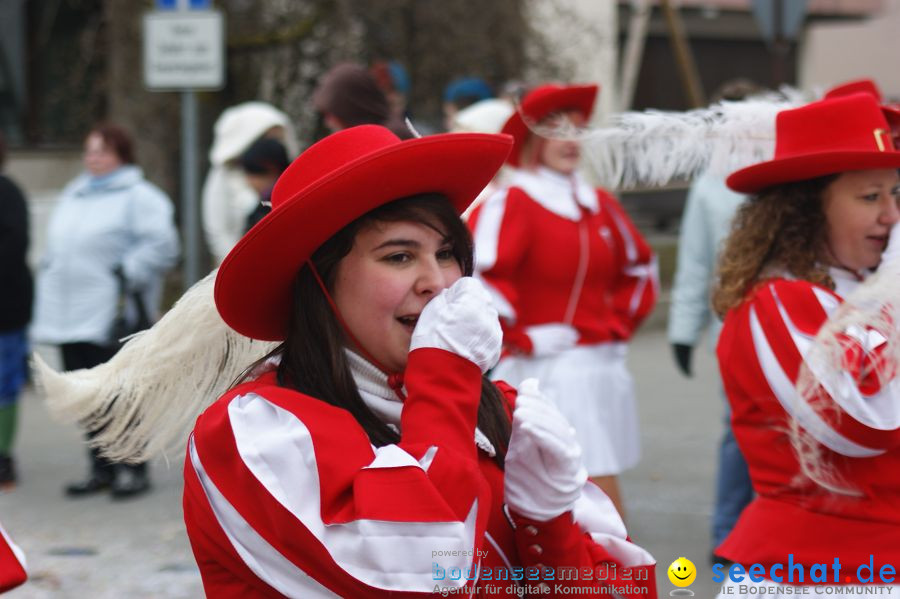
left=878, top=221, right=900, bottom=267
left=525, top=323, right=579, bottom=357
left=410, top=277, right=502, bottom=373
left=504, top=378, right=588, bottom=521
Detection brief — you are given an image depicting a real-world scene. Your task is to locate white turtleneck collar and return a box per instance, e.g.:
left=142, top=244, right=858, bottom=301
left=759, top=264, right=868, bottom=299
left=344, top=349, right=497, bottom=456
left=828, top=265, right=868, bottom=298
left=508, top=166, right=598, bottom=220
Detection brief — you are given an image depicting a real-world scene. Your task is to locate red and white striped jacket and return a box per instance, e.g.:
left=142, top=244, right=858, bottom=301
left=468, top=168, right=657, bottom=354
left=0, top=520, right=27, bottom=593
left=717, top=276, right=900, bottom=574
left=183, top=347, right=657, bottom=598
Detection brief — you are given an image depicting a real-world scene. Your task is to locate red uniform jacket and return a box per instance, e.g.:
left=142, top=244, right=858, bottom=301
left=717, top=277, right=900, bottom=576
left=468, top=168, right=657, bottom=354
left=184, top=347, right=657, bottom=597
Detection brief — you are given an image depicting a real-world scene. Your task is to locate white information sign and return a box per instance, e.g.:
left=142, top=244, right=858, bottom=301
left=143, top=10, right=224, bottom=90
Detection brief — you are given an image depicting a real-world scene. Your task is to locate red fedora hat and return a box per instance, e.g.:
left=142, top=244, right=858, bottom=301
left=215, top=125, right=513, bottom=341
left=824, top=77, right=883, bottom=101
left=824, top=77, right=900, bottom=129
left=727, top=93, right=900, bottom=194
left=501, top=83, right=598, bottom=166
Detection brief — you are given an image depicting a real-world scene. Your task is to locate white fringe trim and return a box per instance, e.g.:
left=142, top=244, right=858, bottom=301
left=33, top=270, right=277, bottom=462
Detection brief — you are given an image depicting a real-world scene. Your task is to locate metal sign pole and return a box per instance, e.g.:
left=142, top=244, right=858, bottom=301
left=178, top=0, right=198, bottom=289
left=144, top=0, right=224, bottom=289
left=181, top=89, right=200, bottom=287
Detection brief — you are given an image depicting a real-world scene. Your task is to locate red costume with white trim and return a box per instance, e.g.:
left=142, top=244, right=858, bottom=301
left=469, top=168, right=657, bottom=349
left=184, top=347, right=657, bottom=598
left=0, top=520, right=26, bottom=593
left=468, top=167, right=657, bottom=475
left=717, top=274, right=900, bottom=575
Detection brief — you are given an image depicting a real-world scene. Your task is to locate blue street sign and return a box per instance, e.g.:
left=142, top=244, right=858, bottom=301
left=751, top=0, right=808, bottom=44
left=156, top=0, right=211, bottom=10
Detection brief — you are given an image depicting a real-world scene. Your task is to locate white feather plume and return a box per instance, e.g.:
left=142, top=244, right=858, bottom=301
left=793, top=256, right=900, bottom=494
left=538, top=88, right=810, bottom=190
left=33, top=270, right=278, bottom=463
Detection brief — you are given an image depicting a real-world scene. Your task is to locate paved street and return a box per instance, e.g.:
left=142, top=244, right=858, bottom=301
left=1, top=325, right=727, bottom=598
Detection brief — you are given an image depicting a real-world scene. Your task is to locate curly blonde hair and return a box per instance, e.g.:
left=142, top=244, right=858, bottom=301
left=712, top=175, right=838, bottom=318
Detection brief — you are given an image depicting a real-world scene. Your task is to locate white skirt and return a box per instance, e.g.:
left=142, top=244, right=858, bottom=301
left=716, top=580, right=899, bottom=598
left=491, top=342, right=641, bottom=476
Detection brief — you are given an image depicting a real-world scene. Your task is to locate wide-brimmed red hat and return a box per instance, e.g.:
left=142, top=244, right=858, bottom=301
left=727, top=93, right=900, bottom=194
left=824, top=77, right=900, bottom=129
left=501, top=83, right=598, bottom=166
left=215, top=125, right=512, bottom=341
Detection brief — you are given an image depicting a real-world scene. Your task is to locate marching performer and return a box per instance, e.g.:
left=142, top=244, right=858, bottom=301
left=713, top=93, right=900, bottom=597
left=468, top=84, right=658, bottom=518
left=183, top=125, right=657, bottom=598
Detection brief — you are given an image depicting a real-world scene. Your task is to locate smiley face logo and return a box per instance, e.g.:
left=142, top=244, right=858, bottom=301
left=667, top=557, right=696, bottom=587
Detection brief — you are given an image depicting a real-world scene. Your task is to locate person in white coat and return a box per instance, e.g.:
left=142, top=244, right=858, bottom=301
left=201, top=102, right=299, bottom=265
left=668, top=79, right=762, bottom=560
left=668, top=172, right=751, bottom=560
left=32, top=123, right=179, bottom=499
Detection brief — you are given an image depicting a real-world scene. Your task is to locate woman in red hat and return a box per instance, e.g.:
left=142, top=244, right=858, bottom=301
left=183, top=125, right=658, bottom=598
left=712, top=93, right=900, bottom=597
left=468, top=84, right=658, bottom=518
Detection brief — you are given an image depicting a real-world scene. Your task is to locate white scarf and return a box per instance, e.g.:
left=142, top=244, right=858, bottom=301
left=344, top=350, right=497, bottom=456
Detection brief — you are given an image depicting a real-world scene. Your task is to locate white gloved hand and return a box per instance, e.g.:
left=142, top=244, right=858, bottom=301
left=525, top=323, right=579, bottom=357
left=504, top=378, right=588, bottom=521
left=410, top=277, right=502, bottom=373
left=878, top=221, right=900, bottom=267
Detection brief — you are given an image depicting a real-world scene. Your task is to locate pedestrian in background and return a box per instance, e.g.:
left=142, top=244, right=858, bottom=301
left=449, top=97, right=515, bottom=220
left=442, top=76, right=494, bottom=132
left=0, top=132, right=32, bottom=488
left=31, top=123, right=179, bottom=499
left=238, top=137, right=289, bottom=232
left=468, top=83, right=658, bottom=519
left=668, top=79, right=761, bottom=562
left=313, top=62, right=411, bottom=139
left=202, top=102, right=299, bottom=265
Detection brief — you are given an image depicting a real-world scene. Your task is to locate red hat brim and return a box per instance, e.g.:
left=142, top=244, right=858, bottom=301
left=215, top=132, right=512, bottom=341
left=883, top=105, right=900, bottom=128
left=502, top=84, right=598, bottom=166
left=727, top=150, right=900, bottom=194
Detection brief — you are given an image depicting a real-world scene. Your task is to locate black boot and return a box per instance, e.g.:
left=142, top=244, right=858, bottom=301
left=111, top=462, right=150, bottom=500
left=0, top=454, right=16, bottom=486
left=64, top=446, right=115, bottom=497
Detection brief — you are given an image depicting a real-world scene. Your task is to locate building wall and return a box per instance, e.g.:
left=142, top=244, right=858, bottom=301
left=800, top=0, right=900, bottom=97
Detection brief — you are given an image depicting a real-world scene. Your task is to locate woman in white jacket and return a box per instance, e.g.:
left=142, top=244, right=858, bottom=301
left=202, top=102, right=299, bottom=265
left=32, top=123, right=179, bottom=499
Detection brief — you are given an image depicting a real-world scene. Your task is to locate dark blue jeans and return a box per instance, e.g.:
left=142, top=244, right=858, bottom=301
left=712, top=391, right=753, bottom=549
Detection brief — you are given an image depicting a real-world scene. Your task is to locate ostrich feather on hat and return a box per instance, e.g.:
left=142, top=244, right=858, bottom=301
left=791, top=254, right=900, bottom=495
left=574, top=87, right=808, bottom=190
left=32, top=270, right=277, bottom=463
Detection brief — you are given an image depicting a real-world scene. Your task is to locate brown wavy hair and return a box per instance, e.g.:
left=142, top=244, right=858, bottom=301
left=712, top=175, right=838, bottom=318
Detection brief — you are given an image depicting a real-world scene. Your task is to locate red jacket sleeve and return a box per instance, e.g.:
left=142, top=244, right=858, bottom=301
left=600, top=191, right=658, bottom=337
left=184, top=348, right=490, bottom=598
left=0, top=521, right=27, bottom=593
left=469, top=188, right=533, bottom=324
